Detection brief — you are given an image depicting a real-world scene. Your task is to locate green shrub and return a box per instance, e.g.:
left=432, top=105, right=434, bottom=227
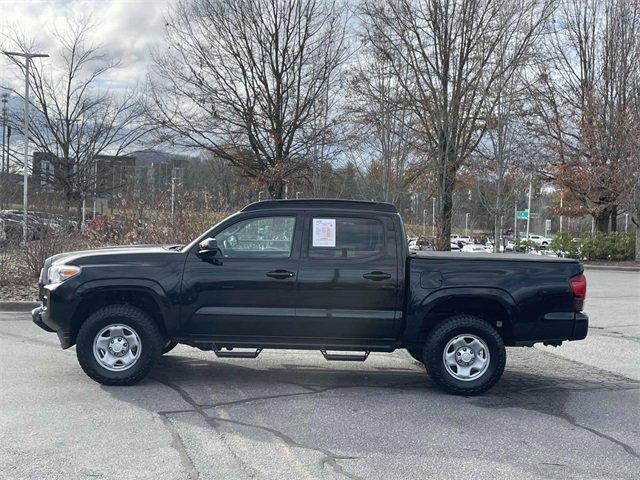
left=514, top=239, right=539, bottom=253
left=574, top=232, right=634, bottom=261
left=549, top=232, right=581, bottom=259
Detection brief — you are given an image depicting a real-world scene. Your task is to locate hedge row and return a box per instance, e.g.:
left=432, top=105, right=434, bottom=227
left=549, top=232, right=635, bottom=261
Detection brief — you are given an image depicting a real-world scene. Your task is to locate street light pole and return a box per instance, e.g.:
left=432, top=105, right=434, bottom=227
left=559, top=191, right=563, bottom=232
left=465, top=213, right=469, bottom=237
left=422, top=209, right=426, bottom=236
left=3, top=51, right=49, bottom=245
left=526, top=174, right=533, bottom=240
left=1, top=93, right=7, bottom=174
left=431, top=197, right=435, bottom=237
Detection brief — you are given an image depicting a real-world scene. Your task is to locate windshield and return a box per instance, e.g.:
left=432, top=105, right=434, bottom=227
left=181, top=211, right=242, bottom=253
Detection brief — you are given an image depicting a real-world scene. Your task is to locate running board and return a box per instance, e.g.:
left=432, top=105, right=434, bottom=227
left=321, top=350, right=370, bottom=362
left=213, top=348, right=262, bottom=359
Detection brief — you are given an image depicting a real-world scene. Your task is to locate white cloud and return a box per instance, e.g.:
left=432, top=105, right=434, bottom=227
left=0, top=0, right=172, bottom=91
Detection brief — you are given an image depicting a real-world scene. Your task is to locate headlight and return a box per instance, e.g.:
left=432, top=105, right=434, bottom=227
left=48, top=265, right=81, bottom=284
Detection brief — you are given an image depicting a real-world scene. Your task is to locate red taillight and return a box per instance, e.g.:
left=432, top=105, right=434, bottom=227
left=570, top=273, right=587, bottom=311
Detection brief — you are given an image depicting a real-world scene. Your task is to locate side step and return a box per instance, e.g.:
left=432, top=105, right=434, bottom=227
left=321, top=350, right=370, bottom=362
left=213, top=347, right=262, bottom=359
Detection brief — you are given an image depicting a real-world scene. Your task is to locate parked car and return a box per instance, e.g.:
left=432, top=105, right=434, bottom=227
left=33, top=199, right=588, bottom=396
left=461, top=244, right=492, bottom=253
left=450, top=234, right=473, bottom=246
left=529, top=250, right=559, bottom=258
left=527, top=234, right=552, bottom=247
left=408, top=236, right=433, bottom=252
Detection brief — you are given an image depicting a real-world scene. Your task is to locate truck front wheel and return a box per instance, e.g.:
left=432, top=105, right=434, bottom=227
left=407, top=346, right=424, bottom=363
left=423, top=315, right=506, bottom=395
left=76, top=305, right=163, bottom=386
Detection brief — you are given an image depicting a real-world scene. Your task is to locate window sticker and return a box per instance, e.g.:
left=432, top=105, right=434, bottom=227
left=312, top=218, right=336, bottom=247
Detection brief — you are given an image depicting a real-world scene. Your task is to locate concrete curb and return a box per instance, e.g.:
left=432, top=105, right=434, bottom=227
left=583, top=264, right=640, bottom=272
left=0, top=301, right=40, bottom=312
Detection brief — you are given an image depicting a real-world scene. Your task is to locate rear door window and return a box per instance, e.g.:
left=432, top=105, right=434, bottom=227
left=308, top=217, right=384, bottom=258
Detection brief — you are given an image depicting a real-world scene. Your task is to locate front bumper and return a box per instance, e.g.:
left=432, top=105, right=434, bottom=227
left=31, top=285, right=77, bottom=349
left=32, top=306, right=54, bottom=332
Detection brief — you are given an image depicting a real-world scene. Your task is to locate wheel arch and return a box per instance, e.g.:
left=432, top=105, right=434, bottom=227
left=407, top=288, right=518, bottom=346
left=70, top=280, right=176, bottom=345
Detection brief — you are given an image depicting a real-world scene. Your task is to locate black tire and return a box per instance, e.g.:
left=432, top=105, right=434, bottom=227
left=76, top=305, right=163, bottom=386
left=407, top=346, right=424, bottom=363
left=423, top=314, right=506, bottom=396
left=162, top=339, right=179, bottom=355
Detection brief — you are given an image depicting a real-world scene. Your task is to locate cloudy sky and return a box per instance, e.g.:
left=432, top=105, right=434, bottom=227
left=1, top=0, right=173, bottom=91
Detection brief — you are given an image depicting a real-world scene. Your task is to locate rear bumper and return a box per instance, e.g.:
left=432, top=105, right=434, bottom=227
left=572, top=312, right=589, bottom=340
left=514, top=311, right=589, bottom=346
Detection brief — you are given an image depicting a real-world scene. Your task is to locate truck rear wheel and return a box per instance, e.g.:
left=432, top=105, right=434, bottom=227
left=423, top=315, right=506, bottom=395
left=162, top=339, right=179, bottom=355
left=76, top=305, right=163, bottom=386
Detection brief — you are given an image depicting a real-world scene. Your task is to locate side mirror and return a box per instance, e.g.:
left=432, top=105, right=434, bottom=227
left=198, top=237, right=219, bottom=258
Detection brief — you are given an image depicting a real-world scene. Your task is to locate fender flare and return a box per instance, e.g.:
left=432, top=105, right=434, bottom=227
left=403, top=287, right=519, bottom=342
left=74, top=278, right=179, bottom=335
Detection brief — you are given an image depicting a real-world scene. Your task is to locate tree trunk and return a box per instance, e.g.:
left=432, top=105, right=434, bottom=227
left=268, top=181, right=284, bottom=199
left=435, top=172, right=455, bottom=251
left=610, top=204, right=618, bottom=232
left=635, top=186, right=640, bottom=261
left=594, top=206, right=612, bottom=233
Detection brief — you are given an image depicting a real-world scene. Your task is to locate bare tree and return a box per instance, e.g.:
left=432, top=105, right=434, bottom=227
left=528, top=0, right=640, bottom=233
left=347, top=26, right=416, bottom=204
left=475, top=67, right=531, bottom=251
left=2, top=20, right=148, bottom=223
left=149, top=0, right=347, bottom=198
left=361, top=0, right=554, bottom=249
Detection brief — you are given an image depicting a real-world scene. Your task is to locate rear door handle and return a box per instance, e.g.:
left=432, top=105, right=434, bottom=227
left=266, top=270, right=295, bottom=280
left=363, top=271, right=391, bottom=281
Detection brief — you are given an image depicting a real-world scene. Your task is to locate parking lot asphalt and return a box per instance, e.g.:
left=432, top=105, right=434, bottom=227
left=1, top=269, right=638, bottom=480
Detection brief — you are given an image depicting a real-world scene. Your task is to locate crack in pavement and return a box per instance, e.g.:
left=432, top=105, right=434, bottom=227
left=152, top=375, right=375, bottom=480
left=208, top=415, right=364, bottom=480
left=159, top=414, right=200, bottom=480
left=475, top=389, right=640, bottom=460
left=198, top=380, right=430, bottom=410
left=152, top=376, right=258, bottom=479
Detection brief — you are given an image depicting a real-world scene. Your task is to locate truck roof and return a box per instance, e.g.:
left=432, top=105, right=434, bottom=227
left=241, top=199, right=398, bottom=213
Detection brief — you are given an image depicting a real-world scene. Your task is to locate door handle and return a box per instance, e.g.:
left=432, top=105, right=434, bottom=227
left=363, top=271, right=391, bottom=281
left=266, top=270, right=295, bottom=280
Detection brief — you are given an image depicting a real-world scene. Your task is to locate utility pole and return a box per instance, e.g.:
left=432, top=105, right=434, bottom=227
left=514, top=200, right=518, bottom=239
left=559, top=191, right=563, bottom=232
left=1, top=93, right=7, bottom=209
left=431, top=197, right=435, bottom=237
left=3, top=51, right=49, bottom=245
left=171, top=173, right=176, bottom=222
left=422, top=209, right=426, bottom=236
left=526, top=174, right=532, bottom=240
left=1, top=93, right=7, bottom=174
left=465, top=213, right=470, bottom=237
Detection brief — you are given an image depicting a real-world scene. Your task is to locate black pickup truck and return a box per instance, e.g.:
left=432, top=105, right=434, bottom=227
left=33, top=199, right=588, bottom=395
